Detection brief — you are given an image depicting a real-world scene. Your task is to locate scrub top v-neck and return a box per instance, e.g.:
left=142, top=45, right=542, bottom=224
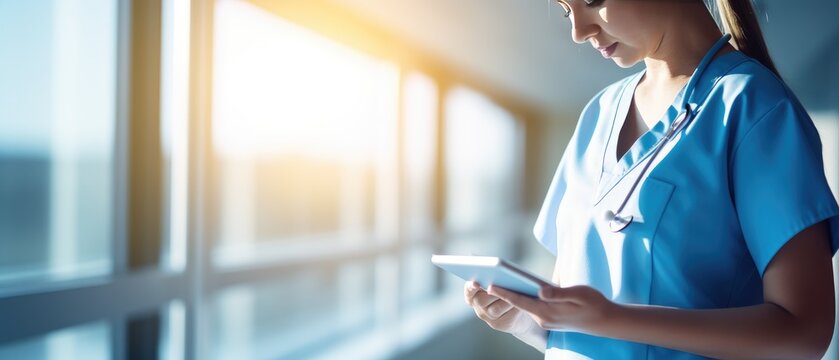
left=532, top=49, right=839, bottom=359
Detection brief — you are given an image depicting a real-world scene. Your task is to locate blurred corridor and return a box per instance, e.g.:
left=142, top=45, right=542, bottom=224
left=1, top=0, right=838, bottom=359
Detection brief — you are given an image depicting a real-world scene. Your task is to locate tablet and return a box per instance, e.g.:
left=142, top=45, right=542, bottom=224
left=431, top=255, right=551, bottom=297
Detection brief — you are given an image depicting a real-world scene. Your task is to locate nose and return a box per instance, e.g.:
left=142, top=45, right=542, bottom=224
left=569, top=13, right=599, bottom=44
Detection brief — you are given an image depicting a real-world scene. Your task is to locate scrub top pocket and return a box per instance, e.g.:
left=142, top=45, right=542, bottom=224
left=557, top=173, right=675, bottom=306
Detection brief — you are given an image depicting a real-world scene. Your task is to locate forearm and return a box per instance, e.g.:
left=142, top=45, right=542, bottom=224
left=596, top=302, right=830, bottom=359
left=513, top=319, right=548, bottom=354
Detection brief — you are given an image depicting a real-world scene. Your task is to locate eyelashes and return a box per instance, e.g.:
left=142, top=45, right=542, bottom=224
left=556, top=0, right=606, bottom=18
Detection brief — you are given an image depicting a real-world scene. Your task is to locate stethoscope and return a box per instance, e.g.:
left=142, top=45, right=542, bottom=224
left=604, top=34, right=732, bottom=233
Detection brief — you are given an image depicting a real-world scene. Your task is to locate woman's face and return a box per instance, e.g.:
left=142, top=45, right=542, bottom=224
left=558, top=0, right=671, bottom=68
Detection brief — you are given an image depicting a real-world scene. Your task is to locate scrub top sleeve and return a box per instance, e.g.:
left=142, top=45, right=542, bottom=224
left=533, top=83, right=624, bottom=256
left=533, top=148, right=570, bottom=256
left=730, top=99, right=839, bottom=277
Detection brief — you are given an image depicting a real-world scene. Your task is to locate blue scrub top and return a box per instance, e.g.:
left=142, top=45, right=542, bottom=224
left=533, top=50, right=839, bottom=359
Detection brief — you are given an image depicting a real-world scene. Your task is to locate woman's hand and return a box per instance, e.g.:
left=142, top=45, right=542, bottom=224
left=464, top=281, right=536, bottom=336
left=487, top=284, right=616, bottom=334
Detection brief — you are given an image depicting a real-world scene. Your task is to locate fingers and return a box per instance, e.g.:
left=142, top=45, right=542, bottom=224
left=473, top=291, right=500, bottom=309
left=464, top=281, right=489, bottom=305
left=473, top=296, right=515, bottom=323
left=464, top=282, right=490, bottom=304
left=485, top=298, right=514, bottom=319
left=464, top=281, right=499, bottom=307
left=484, top=304, right=522, bottom=332
left=488, top=285, right=543, bottom=315
left=464, top=282, right=516, bottom=321
left=464, top=281, right=479, bottom=305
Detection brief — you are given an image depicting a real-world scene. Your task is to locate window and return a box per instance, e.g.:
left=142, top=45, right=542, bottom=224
left=444, top=86, right=524, bottom=255
left=401, top=72, right=439, bottom=307
left=0, top=0, right=117, bottom=288
left=0, top=0, right=532, bottom=359
left=0, top=322, right=111, bottom=360
left=209, top=262, right=375, bottom=359
left=209, top=1, right=527, bottom=357
left=403, top=72, right=439, bottom=241
left=212, top=0, right=400, bottom=266
left=0, top=0, right=190, bottom=358
left=160, top=0, right=192, bottom=272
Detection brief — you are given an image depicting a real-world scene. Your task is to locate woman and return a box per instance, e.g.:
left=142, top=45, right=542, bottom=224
left=464, top=0, right=839, bottom=359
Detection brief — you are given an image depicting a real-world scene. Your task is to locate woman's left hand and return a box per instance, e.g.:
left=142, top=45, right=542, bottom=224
left=487, top=284, right=616, bottom=334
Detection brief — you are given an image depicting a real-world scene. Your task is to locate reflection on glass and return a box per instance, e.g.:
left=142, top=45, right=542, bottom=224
left=212, top=0, right=400, bottom=263
left=209, top=262, right=375, bottom=359
left=0, top=0, right=116, bottom=286
left=444, top=86, right=522, bottom=235
left=0, top=322, right=110, bottom=360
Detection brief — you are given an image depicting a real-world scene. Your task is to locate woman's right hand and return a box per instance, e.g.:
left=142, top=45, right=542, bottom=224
left=464, top=281, right=535, bottom=336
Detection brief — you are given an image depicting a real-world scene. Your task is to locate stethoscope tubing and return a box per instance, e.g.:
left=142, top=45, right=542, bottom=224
left=606, top=34, right=732, bottom=233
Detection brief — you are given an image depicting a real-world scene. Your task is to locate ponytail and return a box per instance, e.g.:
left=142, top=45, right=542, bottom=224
left=710, top=0, right=781, bottom=77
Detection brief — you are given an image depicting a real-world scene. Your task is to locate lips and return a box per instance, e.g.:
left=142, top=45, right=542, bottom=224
left=597, top=43, right=618, bottom=58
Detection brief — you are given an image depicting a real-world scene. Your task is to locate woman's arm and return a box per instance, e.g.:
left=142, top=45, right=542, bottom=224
left=489, top=221, right=836, bottom=359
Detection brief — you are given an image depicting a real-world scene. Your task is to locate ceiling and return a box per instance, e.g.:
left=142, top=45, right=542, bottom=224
left=329, top=0, right=839, bottom=116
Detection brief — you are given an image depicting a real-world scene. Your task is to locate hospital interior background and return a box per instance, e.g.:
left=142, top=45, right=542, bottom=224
left=1, top=0, right=838, bottom=359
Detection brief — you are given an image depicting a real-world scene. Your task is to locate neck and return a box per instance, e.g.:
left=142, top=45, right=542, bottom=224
left=642, top=3, right=731, bottom=86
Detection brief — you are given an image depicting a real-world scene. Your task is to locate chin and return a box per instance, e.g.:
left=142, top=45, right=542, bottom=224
left=612, top=57, right=642, bottom=69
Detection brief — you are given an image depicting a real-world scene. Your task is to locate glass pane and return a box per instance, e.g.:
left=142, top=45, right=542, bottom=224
left=0, top=322, right=110, bottom=360
left=0, top=0, right=116, bottom=286
left=403, top=72, right=438, bottom=242
left=402, top=245, right=437, bottom=307
left=444, top=87, right=522, bottom=237
left=211, top=0, right=399, bottom=264
left=126, top=300, right=187, bottom=360
left=209, top=262, right=376, bottom=359
left=160, top=301, right=187, bottom=360
left=160, top=0, right=191, bottom=272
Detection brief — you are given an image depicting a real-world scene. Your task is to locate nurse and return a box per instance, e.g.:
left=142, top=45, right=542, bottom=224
left=464, top=0, right=839, bottom=359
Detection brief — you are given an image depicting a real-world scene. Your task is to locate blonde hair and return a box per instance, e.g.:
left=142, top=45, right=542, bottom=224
left=709, top=0, right=780, bottom=77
